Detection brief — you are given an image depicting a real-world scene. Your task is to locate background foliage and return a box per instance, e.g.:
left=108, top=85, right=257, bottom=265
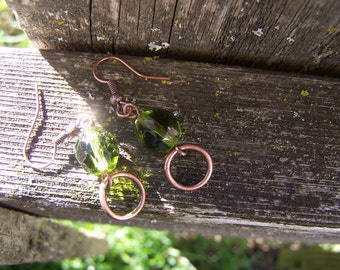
left=0, top=221, right=265, bottom=270
left=0, top=0, right=30, bottom=47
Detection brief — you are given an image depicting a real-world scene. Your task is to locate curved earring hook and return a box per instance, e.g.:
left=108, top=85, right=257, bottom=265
left=23, top=85, right=57, bottom=169
left=23, top=85, right=92, bottom=170
left=93, top=56, right=170, bottom=84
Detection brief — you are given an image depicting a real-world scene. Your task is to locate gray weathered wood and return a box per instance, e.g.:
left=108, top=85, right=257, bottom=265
left=7, top=0, right=91, bottom=50
left=0, top=207, right=108, bottom=265
left=6, top=0, right=340, bottom=76
left=0, top=48, right=339, bottom=243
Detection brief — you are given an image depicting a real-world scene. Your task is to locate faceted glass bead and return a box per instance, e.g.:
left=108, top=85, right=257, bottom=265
left=75, top=126, right=119, bottom=176
left=135, top=109, right=182, bottom=152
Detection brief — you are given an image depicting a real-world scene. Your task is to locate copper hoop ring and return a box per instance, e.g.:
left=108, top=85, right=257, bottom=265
left=164, top=144, right=213, bottom=191
left=99, top=172, right=146, bottom=220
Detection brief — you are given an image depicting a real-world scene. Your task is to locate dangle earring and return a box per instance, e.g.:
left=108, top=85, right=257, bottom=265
left=23, top=85, right=146, bottom=220
left=93, top=56, right=213, bottom=191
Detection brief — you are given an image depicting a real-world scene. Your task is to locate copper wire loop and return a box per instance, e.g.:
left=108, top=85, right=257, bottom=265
left=99, top=172, right=146, bottom=221
left=164, top=144, right=213, bottom=191
left=76, top=114, right=94, bottom=129
left=116, top=101, right=141, bottom=119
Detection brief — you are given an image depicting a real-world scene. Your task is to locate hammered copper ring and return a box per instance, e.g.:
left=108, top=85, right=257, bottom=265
left=164, top=144, right=213, bottom=191
left=99, top=172, right=146, bottom=220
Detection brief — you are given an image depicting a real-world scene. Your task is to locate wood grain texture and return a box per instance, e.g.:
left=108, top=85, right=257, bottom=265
left=6, top=0, right=340, bottom=76
left=7, top=0, right=91, bottom=50
left=0, top=48, right=339, bottom=242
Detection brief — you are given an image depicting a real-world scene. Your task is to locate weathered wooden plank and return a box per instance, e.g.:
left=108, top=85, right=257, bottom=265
left=7, top=0, right=91, bottom=51
left=169, top=0, right=340, bottom=77
left=91, top=0, right=176, bottom=57
left=0, top=207, right=108, bottom=265
left=147, top=0, right=176, bottom=58
left=0, top=48, right=339, bottom=242
left=6, top=0, right=340, bottom=76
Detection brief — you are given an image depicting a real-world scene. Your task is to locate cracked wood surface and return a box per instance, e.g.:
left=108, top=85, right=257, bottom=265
left=6, top=0, right=340, bottom=76
left=0, top=48, right=339, bottom=242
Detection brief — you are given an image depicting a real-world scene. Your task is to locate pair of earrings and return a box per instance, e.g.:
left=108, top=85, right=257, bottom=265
left=23, top=57, right=213, bottom=221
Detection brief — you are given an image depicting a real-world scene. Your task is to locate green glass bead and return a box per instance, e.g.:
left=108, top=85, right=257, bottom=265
left=135, top=109, right=182, bottom=152
left=75, top=126, right=119, bottom=176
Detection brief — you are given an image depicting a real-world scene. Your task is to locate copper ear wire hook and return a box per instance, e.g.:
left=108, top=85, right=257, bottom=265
left=23, top=85, right=57, bottom=169
left=23, top=85, right=93, bottom=169
left=93, top=56, right=170, bottom=83
left=93, top=56, right=170, bottom=119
